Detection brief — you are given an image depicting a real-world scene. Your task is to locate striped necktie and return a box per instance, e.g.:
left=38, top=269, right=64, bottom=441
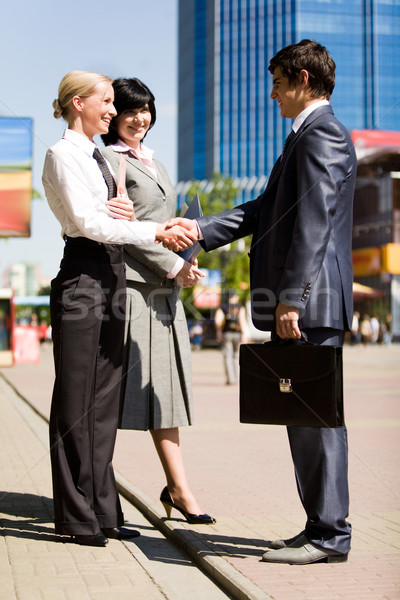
left=281, top=129, right=296, bottom=161
left=93, top=148, right=117, bottom=200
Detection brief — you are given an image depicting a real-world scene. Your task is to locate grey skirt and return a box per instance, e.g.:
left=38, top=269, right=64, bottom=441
left=119, top=281, right=193, bottom=430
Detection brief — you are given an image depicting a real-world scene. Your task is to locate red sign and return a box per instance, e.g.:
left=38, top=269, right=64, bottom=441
left=351, top=129, right=400, bottom=149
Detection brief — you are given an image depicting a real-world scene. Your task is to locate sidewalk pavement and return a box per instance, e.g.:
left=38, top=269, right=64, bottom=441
left=1, top=343, right=400, bottom=600
left=0, top=372, right=234, bottom=600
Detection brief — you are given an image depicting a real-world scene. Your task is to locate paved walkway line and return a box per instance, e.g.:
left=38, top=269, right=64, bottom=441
left=0, top=374, right=238, bottom=600
left=0, top=371, right=271, bottom=600
left=117, top=474, right=273, bottom=600
left=4, top=345, right=399, bottom=599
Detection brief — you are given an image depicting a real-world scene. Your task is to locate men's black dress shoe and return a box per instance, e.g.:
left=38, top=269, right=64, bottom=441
left=72, top=532, right=108, bottom=547
left=101, top=527, right=140, bottom=540
left=261, top=535, right=348, bottom=565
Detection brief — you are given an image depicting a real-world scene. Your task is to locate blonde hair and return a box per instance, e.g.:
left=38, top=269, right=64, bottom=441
left=52, top=70, right=112, bottom=123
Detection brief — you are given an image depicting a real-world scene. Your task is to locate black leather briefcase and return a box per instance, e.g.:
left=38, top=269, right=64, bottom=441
left=239, top=339, right=344, bottom=427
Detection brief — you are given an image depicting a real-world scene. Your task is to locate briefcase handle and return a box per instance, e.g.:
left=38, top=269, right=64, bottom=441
left=266, top=331, right=314, bottom=347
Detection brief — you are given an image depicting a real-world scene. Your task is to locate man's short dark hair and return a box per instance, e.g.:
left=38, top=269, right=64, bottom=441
left=101, top=78, right=156, bottom=146
left=268, top=39, right=336, bottom=99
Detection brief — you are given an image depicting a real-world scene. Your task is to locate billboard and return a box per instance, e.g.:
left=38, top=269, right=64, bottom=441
left=0, top=116, right=33, bottom=237
left=193, top=269, right=222, bottom=309
left=351, top=129, right=400, bottom=149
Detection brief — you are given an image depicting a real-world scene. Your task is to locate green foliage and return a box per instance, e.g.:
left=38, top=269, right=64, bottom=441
left=37, top=285, right=51, bottom=296
left=14, top=287, right=51, bottom=324
left=180, top=173, right=251, bottom=317
left=185, top=172, right=238, bottom=216
left=15, top=305, right=50, bottom=324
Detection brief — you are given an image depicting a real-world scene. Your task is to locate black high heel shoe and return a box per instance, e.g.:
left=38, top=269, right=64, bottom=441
left=160, top=486, right=216, bottom=525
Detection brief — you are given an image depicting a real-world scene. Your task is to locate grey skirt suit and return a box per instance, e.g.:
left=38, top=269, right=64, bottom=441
left=102, top=146, right=192, bottom=430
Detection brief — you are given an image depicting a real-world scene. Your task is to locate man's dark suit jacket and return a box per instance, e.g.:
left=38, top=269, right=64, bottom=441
left=198, top=105, right=357, bottom=332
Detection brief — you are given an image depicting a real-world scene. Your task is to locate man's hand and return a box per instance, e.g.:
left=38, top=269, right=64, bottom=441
left=166, top=217, right=198, bottom=236
left=155, top=220, right=197, bottom=251
left=275, top=302, right=301, bottom=339
left=175, top=261, right=205, bottom=288
left=162, top=217, right=199, bottom=248
left=106, top=195, right=135, bottom=221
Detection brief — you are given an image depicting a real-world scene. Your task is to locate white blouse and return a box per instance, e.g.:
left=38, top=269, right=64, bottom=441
left=42, top=129, right=156, bottom=245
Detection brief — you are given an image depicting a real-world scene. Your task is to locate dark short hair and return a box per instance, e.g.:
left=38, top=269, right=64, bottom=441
left=101, top=77, right=156, bottom=146
left=268, top=39, right=336, bottom=99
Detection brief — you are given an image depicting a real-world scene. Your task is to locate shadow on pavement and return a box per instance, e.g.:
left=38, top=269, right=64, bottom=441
left=0, top=491, right=63, bottom=542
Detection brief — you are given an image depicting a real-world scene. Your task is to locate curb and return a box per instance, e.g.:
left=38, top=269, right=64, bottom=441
left=117, top=473, right=272, bottom=600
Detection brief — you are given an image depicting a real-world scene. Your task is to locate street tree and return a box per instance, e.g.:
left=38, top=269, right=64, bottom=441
left=180, top=173, right=251, bottom=317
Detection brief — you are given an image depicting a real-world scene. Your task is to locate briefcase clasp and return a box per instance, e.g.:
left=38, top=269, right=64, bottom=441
left=279, top=378, right=292, bottom=393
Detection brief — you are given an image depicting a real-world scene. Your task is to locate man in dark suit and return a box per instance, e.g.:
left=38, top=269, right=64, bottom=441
left=169, top=40, right=356, bottom=564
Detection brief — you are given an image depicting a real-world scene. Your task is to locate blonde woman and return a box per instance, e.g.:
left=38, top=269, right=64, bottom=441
left=42, top=71, right=195, bottom=547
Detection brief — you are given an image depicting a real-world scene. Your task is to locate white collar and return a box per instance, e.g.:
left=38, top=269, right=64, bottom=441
left=63, top=128, right=97, bottom=157
left=292, top=99, right=330, bottom=133
left=110, top=139, right=155, bottom=161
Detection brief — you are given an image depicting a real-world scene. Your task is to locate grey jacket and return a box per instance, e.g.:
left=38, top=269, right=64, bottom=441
left=102, top=147, right=179, bottom=285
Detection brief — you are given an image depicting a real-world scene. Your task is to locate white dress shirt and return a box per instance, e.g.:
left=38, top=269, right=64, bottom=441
left=292, top=99, right=329, bottom=133
left=42, top=129, right=156, bottom=245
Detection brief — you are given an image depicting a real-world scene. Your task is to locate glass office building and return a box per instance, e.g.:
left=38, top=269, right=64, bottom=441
left=177, top=0, right=400, bottom=198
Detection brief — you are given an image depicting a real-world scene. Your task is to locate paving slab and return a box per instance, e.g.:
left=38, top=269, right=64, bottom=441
left=0, top=375, right=233, bottom=600
left=1, top=343, right=400, bottom=599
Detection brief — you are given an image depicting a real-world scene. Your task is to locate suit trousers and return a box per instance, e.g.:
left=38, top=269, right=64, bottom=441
left=286, top=327, right=351, bottom=554
left=221, top=331, right=241, bottom=384
left=49, top=239, right=126, bottom=535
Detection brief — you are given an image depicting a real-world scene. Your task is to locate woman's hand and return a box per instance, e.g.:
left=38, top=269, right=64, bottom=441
left=176, top=261, right=205, bottom=288
left=155, top=221, right=197, bottom=250
left=106, top=195, right=135, bottom=221
left=164, top=217, right=198, bottom=247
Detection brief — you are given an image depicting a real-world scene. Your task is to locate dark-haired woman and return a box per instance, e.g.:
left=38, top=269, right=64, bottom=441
left=102, top=78, right=215, bottom=524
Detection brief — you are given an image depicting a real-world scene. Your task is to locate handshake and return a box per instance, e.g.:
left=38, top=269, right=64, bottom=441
left=155, top=217, right=199, bottom=251
left=107, top=194, right=198, bottom=250
left=107, top=195, right=203, bottom=288
left=155, top=218, right=203, bottom=289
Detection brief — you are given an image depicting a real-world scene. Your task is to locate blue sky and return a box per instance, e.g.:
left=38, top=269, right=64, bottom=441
left=0, top=0, right=178, bottom=280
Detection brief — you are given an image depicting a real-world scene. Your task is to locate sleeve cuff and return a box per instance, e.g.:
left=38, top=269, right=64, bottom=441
left=167, top=256, right=185, bottom=279
left=195, top=220, right=204, bottom=240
